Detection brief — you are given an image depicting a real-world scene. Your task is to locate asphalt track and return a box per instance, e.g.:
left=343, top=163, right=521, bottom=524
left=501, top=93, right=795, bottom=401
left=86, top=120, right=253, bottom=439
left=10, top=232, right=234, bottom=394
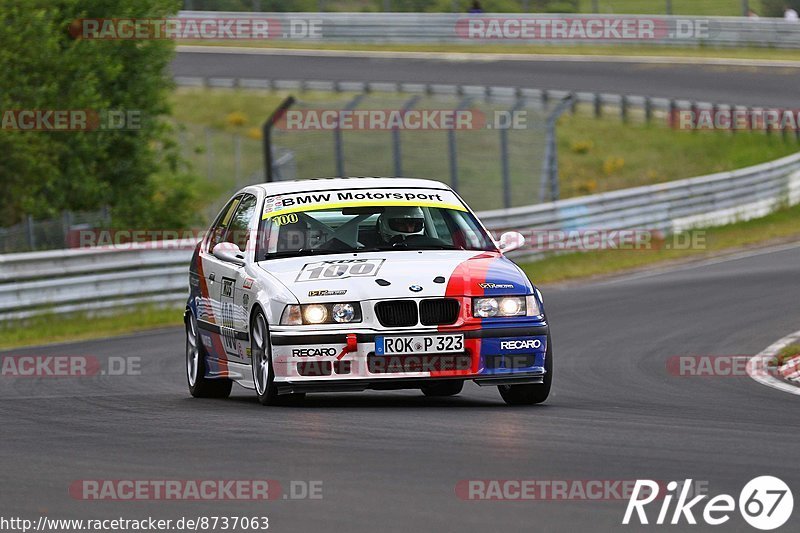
left=172, top=48, right=800, bottom=108
left=2, top=243, right=799, bottom=532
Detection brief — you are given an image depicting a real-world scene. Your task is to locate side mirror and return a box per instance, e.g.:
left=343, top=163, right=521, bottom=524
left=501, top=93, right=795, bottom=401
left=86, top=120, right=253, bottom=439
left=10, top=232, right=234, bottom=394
left=498, top=231, right=525, bottom=254
left=212, top=242, right=245, bottom=266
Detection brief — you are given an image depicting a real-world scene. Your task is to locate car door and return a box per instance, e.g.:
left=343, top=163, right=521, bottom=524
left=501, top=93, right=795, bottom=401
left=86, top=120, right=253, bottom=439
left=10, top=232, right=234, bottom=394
left=206, top=194, right=259, bottom=365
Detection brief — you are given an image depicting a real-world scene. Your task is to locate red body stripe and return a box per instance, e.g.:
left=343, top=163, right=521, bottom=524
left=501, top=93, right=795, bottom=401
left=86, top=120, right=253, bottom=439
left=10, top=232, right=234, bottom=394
left=433, top=252, right=499, bottom=377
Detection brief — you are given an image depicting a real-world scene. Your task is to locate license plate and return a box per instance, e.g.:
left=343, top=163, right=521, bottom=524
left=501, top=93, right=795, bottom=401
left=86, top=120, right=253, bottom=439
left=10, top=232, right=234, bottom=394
left=375, top=334, right=465, bottom=356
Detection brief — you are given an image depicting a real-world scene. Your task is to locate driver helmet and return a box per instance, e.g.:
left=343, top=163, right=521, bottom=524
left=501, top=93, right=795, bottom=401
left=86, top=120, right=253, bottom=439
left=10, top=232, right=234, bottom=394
left=377, top=206, right=425, bottom=242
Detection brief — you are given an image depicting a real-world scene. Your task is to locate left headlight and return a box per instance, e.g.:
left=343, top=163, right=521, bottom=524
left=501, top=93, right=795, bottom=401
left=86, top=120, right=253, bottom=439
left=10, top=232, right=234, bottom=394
left=472, top=295, right=541, bottom=318
left=280, top=303, right=362, bottom=325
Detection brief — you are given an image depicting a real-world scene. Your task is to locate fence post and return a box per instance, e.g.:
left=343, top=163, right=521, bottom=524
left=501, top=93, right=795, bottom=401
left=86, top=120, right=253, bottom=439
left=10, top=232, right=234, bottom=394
left=669, top=99, right=677, bottom=128
left=448, top=96, right=473, bottom=193
left=644, top=97, right=653, bottom=124
left=234, top=134, right=242, bottom=186
left=500, top=99, right=526, bottom=209
left=393, top=95, right=420, bottom=177
left=262, top=96, right=296, bottom=182
left=594, top=93, right=602, bottom=118
left=205, top=128, right=213, bottom=181
left=621, top=95, right=629, bottom=123
left=666, top=0, right=672, bottom=15
left=334, top=93, right=366, bottom=178
left=540, top=95, right=574, bottom=203
left=61, top=211, right=72, bottom=249
left=26, top=214, right=35, bottom=251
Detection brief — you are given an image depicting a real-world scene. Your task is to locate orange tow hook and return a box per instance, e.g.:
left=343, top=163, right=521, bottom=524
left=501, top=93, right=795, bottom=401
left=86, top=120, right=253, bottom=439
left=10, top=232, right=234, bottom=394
left=337, top=333, right=358, bottom=360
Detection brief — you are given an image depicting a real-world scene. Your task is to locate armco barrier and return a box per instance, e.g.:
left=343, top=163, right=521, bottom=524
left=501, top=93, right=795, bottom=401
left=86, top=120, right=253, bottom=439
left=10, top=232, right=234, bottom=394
left=176, top=12, right=800, bottom=49
left=2, top=151, right=799, bottom=320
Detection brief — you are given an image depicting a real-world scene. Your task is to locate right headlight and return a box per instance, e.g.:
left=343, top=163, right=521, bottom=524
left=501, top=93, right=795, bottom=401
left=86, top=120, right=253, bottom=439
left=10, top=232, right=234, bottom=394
left=472, top=295, right=541, bottom=318
left=280, top=303, right=362, bottom=325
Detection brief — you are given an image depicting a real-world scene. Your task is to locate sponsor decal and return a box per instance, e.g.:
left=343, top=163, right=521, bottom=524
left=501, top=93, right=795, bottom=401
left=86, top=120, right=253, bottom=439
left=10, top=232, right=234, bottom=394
left=243, top=278, right=255, bottom=289
left=292, top=347, right=338, bottom=358
left=221, top=279, right=234, bottom=298
left=308, top=289, right=347, bottom=297
left=242, top=293, right=249, bottom=307
left=263, top=195, right=284, bottom=215
left=296, top=258, right=385, bottom=282
left=479, top=282, right=515, bottom=289
left=500, top=339, right=543, bottom=351
left=262, top=188, right=466, bottom=219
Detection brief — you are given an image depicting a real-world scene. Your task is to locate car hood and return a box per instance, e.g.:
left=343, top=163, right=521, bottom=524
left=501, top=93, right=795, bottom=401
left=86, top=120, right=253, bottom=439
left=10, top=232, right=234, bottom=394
left=257, top=250, right=533, bottom=303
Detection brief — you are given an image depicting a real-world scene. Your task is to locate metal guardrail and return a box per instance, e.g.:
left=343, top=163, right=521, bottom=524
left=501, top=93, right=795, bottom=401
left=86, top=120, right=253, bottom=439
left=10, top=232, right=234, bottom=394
left=179, top=11, right=800, bottom=48
left=2, top=151, right=799, bottom=320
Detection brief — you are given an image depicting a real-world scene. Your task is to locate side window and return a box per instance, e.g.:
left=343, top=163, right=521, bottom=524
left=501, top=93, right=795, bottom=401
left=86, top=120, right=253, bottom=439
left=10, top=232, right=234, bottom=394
left=224, top=194, right=258, bottom=252
left=207, top=196, right=241, bottom=252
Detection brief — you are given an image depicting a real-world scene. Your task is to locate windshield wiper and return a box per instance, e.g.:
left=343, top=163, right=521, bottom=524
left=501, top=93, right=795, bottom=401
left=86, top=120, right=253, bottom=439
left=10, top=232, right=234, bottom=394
left=260, top=248, right=348, bottom=260
left=356, top=244, right=465, bottom=252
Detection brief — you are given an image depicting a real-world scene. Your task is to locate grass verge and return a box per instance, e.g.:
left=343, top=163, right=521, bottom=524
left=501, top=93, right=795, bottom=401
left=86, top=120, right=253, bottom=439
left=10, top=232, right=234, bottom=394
left=770, top=343, right=800, bottom=367
left=171, top=87, right=799, bottom=211
left=0, top=305, right=184, bottom=351
left=519, top=201, right=800, bottom=284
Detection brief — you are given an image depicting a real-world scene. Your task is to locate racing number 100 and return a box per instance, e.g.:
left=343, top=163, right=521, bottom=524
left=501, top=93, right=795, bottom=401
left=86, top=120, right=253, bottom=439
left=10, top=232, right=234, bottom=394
left=297, top=259, right=384, bottom=282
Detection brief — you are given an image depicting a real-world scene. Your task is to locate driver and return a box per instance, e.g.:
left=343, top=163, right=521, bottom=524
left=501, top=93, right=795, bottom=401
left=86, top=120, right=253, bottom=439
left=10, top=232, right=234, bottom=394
left=377, top=206, right=425, bottom=244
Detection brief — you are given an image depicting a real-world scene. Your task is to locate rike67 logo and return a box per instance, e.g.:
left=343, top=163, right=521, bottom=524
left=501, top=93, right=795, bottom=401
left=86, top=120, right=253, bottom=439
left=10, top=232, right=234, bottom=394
left=623, top=476, right=793, bottom=530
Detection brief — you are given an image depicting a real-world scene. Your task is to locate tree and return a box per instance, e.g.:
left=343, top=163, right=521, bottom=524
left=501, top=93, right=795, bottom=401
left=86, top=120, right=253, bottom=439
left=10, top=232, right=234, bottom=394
left=0, top=0, right=198, bottom=228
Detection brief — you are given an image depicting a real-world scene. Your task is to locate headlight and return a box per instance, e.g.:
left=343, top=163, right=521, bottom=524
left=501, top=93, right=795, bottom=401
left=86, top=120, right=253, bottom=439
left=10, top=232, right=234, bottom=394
left=332, top=303, right=356, bottom=323
left=280, top=303, right=362, bottom=325
left=473, top=295, right=541, bottom=318
left=304, top=304, right=328, bottom=324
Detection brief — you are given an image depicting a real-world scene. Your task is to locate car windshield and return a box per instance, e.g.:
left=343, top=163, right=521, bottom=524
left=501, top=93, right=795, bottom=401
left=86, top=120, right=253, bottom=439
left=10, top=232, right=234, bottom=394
left=256, top=197, right=496, bottom=260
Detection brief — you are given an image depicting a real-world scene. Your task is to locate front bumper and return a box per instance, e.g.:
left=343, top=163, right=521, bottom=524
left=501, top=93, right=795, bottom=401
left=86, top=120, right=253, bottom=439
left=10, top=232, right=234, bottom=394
left=269, top=322, right=550, bottom=391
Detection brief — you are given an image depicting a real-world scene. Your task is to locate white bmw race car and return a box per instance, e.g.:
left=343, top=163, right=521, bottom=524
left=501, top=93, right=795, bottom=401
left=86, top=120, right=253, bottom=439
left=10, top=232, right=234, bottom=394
left=185, top=177, right=552, bottom=406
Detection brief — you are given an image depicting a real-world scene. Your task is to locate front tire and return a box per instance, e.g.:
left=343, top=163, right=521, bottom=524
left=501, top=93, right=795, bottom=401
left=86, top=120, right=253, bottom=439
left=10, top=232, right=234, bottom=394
left=421, top=380, right=464, bottom=397
left=251, top=311, right=280, bottom=405
left=250, top=311, right=305, bottom=406
left=185, top=312, right=232, bottom=399
left=498, top=336, right=553, bottom=406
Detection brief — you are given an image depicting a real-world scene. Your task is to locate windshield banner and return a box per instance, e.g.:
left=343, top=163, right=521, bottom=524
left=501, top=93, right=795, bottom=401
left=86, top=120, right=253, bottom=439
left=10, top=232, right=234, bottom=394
left=262, top=188, right=466, bottom=219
